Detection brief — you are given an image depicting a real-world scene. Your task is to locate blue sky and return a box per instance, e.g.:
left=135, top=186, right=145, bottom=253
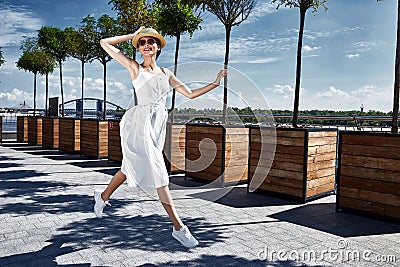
left=0, top=0, right=397, bottom=112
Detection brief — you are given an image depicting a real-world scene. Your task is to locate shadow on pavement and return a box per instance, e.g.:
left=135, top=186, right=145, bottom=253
left=0, top=214, right=228, bottom=266
left=137, top=254, right=310, bottom=267
left=0, top=170, right=46, bottom=180
left=188, top=186, right=297, bottom=207
left=270, top=202, right=400, bottom=237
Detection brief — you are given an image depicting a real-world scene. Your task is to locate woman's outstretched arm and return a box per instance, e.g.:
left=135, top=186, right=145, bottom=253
left=169, top=69, right=228, bottom=99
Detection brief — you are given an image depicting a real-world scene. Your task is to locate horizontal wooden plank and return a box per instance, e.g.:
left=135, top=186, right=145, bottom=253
left=308, top=131, right=337, bottom=138
left=307, top=175, right=335, bottom=189
left=307, top=168, right=336, bottom=180
left=338, top=196, right=400, bottom=219
left=340, top=154, right=400, bottom=171
left=341, top=143, right=400, bottom=159
left=309, top=144, right=336, bottom=155
left=251, top=143, right=305, bottom=156
left=307, top=159, right=336, bottom=172
left=341, top=133, right=400, bottom=147
left=308, top=137, right=337, bottom=147
left=339, top=165, right=400, bottom=183
left=339, top=186, right=400, bottom=207
left=308, top=151, right=337, bottom=163
left=306, top=183, right=334, bottom=197
left=339, top=176, right=400, bottom=195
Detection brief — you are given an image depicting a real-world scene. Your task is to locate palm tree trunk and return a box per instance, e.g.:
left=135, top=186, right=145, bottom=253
left=45, top=73, right=49, bottom=117
left=222, top=25, right=231, bottom=124
left=81, top=60, right=85, bottom=119
left=293, top=9, right=306, bottom=128
left=103, top=62, right=107, bottom=120
left=170, top=33, right=181, bottom=123
left=392, top=0, right=400, bottom=133
left=33, top=73, right=37, bottom=116
left=59, top=60, right=64, bottom=117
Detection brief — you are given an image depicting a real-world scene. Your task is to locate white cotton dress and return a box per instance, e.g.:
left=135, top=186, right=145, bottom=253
left=120, top=65, right=171, bottom=189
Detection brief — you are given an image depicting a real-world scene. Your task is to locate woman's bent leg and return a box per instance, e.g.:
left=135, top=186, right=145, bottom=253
left=94, top=170, right=126, bottom=218
left=102, top=170, right=126, bottom=201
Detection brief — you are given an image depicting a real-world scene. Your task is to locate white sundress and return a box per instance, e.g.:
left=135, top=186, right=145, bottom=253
left=120, top=65, right=172, bottom=189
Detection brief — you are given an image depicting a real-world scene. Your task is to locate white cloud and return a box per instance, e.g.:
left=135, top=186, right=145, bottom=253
left=346, top=53, right=360, bottom=59
left=0, top=6, right=43, bottom=47
left=271, top=84, right=294, bottom=95
left=303, top=45, right=321, bottom=52
left=0, top=88, right=32, bottom=108
left=315, top=86, right=350, bottom=97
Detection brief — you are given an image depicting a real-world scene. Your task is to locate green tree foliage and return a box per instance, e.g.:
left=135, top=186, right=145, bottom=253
left=151, top=0, right=203, bottom=120
left=205, top=0, right=256, bottom=124
left=271, top=0, right=328, bottom=128
left=108, top=0, right=155, bottom=60
left=38, top=26, right=69, bottom=117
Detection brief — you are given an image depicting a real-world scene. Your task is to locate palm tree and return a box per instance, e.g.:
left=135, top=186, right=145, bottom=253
left=152, top=0, right=203, bottom=121
left=272, top=0, right=327, bottom=127
left=204, top=0, right=256, bottom=124
left=38, top=26, right=69, bottom=117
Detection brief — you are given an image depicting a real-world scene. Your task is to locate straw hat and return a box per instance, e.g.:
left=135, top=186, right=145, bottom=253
left=132, top=28, right=166, bottom=49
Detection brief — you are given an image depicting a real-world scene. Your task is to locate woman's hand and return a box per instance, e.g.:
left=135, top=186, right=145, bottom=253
left=134, top=26, right=146, bottom=35
left=214, top=69, right=228, bottom=85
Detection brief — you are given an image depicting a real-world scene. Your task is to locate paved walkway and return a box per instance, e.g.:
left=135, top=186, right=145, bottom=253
left=0, top=143, right=399, bottom=267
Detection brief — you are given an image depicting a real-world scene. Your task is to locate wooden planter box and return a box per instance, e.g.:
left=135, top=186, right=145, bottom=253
left=337, top=131, right=400, bottom=222
left=185, top=123, right=249, bottom=186
left=80, top=119, right=108, bottom=159
left=17, top=116, right=29, bottom=142
left=42, top=118, right=59, bottom=149
left=108, top=120, right=122, bottom=162
left=164, top=122, right=186, bottom=173
left=59, top=118, right=80, bottom=154
left=248, top=127, right=337, bottom=203
left=28, top=117, right=43, bottom=145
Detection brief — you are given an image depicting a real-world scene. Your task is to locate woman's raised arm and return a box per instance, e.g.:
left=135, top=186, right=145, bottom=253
left=99, top=27, right=145, bottom=75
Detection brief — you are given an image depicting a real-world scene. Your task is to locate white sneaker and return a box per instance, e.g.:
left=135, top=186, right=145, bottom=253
left=93, top=190, right=110, bottom=218
left=172, top=225, right=199, bottom=248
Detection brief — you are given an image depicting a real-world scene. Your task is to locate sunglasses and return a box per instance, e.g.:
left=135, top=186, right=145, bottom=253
left=138, top=38, right=157, bottom=47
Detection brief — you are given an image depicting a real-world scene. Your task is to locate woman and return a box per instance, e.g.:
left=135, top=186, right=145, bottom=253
left=94, top=27, right=227, bottom=248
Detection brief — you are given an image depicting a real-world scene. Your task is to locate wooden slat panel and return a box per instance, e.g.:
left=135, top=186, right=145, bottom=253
left=341, top=154, right=399, bottom=171
left=342, top=133, right=400, bottom=147
left=306, top=183, right=335, bottom=197
left=339, top=196, right=400, bottom=219
left=341, top=143, right=400, bottom=159
left=108, top=120, right=121, bottom=162
left=340, top=186, right=400, bottom=207
left=340, top=176, right=400, bottom=195
left=339, top=165, right=400, bottom=183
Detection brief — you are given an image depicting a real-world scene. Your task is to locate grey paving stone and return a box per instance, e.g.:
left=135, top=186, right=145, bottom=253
left=1, top=144, right=399, bottom=266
